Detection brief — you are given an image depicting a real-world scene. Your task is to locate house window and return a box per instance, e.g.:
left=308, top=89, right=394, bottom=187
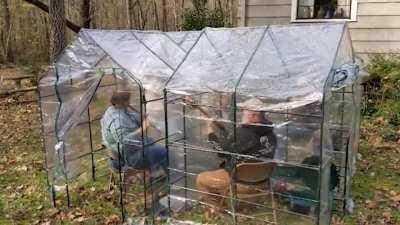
left=291, top=0, right=357, bottom=22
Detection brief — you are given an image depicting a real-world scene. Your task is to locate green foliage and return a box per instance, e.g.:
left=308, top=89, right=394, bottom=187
left=376, top=99, right=400, bottom=127
left=207, top=9, right=226, bottom=28
left=181, top=1, right=228, bottom=31
left=363, top=55, right=400, bottom=127
left=192, top=0, right=208, bottom=10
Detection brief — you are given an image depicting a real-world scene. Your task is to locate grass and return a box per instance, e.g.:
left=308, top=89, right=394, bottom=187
left=342, top=120, right=400, bottom=225
left=1, top=102, right=399, bottom=225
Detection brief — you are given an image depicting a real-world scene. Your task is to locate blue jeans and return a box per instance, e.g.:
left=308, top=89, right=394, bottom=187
left=110, top=143, right=168, bottom=173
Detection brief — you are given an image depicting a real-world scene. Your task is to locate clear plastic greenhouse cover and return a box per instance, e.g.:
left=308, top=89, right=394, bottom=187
left=40, top=23, right=356, bottom=143
left=38, top=23, right=361, bottom=224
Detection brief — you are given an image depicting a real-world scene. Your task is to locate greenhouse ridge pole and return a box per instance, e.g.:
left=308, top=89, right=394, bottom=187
left=234, top=26, right=269, bottom=90
left=84, top=31, right=144, bottom=88
left=267, top=29, right=291, bottom=78
left=177, top=32, right=190, bottom=46
left=202, top=32, right=237, bottom=78
left=130, top=31, right=176, bottom=71
left=162, top=33, right=187, bottom=52
left=165, top=30, right=205, bottom=85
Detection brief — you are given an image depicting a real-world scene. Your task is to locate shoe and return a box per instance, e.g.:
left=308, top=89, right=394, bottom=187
left=154, top=202, right=169, bottom=221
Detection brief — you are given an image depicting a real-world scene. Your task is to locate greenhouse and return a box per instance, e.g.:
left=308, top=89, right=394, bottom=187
left=38, top=23, right=362, bottom=225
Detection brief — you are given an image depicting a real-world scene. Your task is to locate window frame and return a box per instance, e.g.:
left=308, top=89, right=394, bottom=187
left=290, top=0, right=358, bottom=22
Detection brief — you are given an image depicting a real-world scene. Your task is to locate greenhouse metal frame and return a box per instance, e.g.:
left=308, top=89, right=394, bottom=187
left=38, top=23, right=362, bottom=225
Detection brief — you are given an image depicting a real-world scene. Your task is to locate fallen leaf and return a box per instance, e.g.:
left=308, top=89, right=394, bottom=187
left=105, top=214, right=119, bottom=225
left=366, top=199, right=380, bottom=209
left=46, top=208, right=59, bottom=217
left=16, top=165, right=28, bottom=172
left=382, top=211, right=392, bottom=219
left=390, top=195, right=400, bottom=202
left=73, top=216, right=86, bottom=222
left=331, top=215, right=344, bottom=225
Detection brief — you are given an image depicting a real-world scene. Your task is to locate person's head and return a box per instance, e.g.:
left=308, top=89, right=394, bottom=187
left=238, top=98, right=268, bottom=124
left=110, top=91, right=130, bottom=109
left=242, top=110, right=265, bottom=124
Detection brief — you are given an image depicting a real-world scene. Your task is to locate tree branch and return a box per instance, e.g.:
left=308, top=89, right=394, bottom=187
left=23, top=0, right=82, bottom=33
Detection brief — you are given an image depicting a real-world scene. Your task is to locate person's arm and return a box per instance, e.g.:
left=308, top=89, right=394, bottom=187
left=113, top=112, right=149, bottom=142
left=184, top=95, right=228, bottom=136
left=121, top=118, right=150, bottom=141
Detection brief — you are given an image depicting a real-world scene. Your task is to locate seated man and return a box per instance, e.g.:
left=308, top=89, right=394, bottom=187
left=196, top=107, right=277, bottom=205
left=100, top=91, right=167, bottom=176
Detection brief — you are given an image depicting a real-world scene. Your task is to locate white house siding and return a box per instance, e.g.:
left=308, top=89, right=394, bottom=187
left=238, top=0, right=400, bottom=60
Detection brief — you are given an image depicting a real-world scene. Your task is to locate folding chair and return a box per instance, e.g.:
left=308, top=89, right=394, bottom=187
left=228, top=161, right=278, bottom=224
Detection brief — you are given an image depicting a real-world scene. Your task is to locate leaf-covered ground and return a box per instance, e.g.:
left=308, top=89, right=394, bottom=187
left=0, top=68, right=399, bottom=225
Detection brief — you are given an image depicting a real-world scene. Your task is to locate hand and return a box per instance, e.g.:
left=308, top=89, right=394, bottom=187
left=184, top=96, right=196, bottom=106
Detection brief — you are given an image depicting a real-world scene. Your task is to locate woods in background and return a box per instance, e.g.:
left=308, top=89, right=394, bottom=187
left=0, top=0, right=238, bottom=66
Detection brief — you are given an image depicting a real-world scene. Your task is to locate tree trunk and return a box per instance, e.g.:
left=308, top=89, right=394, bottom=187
left=1, top=0, right=14, bottom=63
left=82, top=0, right=91, bottom=28
left=153, top=0, right=160, bottom=30
left=127, top=0, right=134, bottom=29
left=162, top=0, right=167, bottom=31
left=137, top=0, right=146, bottom=29
left=171, top=0, right=178, bottom=30
left=23, top=0, right=81, bottom=33
left=49, top=0, right=67, bottom=62
left=90, top=0, right=97, bottom=28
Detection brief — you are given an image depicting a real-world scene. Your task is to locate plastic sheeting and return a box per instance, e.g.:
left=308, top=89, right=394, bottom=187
left=38, top=23, right=362, bottom=224
left=39, top=23, right=357, bottom=143
left=167, top=24, right=349, bottom=102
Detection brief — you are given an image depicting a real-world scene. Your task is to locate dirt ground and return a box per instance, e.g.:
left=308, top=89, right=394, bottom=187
left=0, top=68, right=399, bottom=225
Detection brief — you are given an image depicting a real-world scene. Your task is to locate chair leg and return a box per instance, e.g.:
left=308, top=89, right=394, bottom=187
left=218, top=188, right=229, bottom=208
left=270, top=185, right=278, bottom=225
left=228, top=183, right=237, bottom=224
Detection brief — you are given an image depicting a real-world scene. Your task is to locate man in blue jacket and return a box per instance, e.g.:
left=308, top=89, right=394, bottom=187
left=101, top=91, right=167, bottom=176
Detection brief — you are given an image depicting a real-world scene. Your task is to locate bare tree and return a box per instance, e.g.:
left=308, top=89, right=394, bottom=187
left=23, top=0, right=81, bottom=33
left=137, top=0, right=150, bottom=29
left=90, top=0, right=97, bottom=28
left=170, top=0, right=178, bottom=30
left=82, top=0, right=91, bottom=28
left=127, top=0, right=136, bottom=29
left=153, top=0, right=160, bottom=30
left=49, top=0, right=67, bottom=61
left=1, top=0, right=14, bottom=63
left=162, top=0, right=167, bottom=31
